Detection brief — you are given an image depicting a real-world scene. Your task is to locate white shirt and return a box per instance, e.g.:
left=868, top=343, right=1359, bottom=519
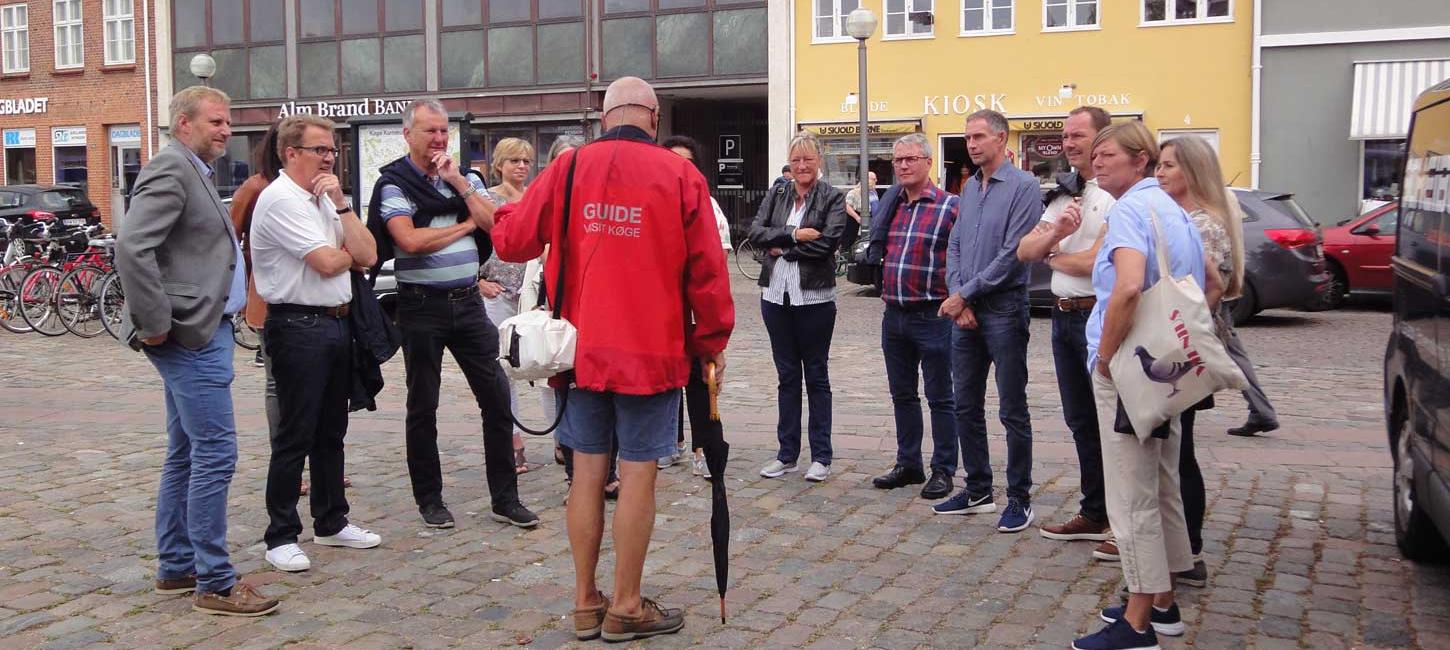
left=1041, top=177, right=1114, bottom=298
left=250, top=173, right=352, bottom=307
left=762, top=200, right=834, bottom=307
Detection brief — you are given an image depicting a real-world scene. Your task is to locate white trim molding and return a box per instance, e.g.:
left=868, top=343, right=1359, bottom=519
left=1262, top=25, right=1450, bottom=48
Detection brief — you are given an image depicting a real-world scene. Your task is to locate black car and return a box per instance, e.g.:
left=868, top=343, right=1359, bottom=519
left=1384, top=77, right=1450, bottom=561
left=0, top=184, right=101, bottom=229
left=1026, top=188, right=1332, bottom=325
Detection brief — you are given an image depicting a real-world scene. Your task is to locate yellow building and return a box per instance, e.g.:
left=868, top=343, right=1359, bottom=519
left=788, top=0, right=1253, bottom=193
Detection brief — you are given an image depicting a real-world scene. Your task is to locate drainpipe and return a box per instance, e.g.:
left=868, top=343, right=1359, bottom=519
left=788, top=0, right=797, bottom=160
left=143, top=0, right=154, bottom=157
left=1250, top=0, right=1262, bottom=188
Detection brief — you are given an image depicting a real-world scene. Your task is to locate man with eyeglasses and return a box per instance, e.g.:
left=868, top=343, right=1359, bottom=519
left=865, top=133, right=961, bottom=502
left=250, top=114, right=380, bottom=573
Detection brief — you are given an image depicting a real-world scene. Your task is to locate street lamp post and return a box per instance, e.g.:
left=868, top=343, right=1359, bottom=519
left=189, top=53, right=216, bottom=88
left=846, top=8, right=878, bottom=218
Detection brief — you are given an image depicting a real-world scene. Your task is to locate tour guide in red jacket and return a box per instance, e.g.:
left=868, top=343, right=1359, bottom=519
left=491, top=77, right=733, bottom=642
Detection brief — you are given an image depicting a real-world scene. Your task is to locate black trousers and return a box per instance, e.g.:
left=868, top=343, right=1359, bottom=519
left=396, top=285, right=518, bottom=510
left=263, top=311, right=351, bottom=549
left=1180, top=409, right=1205, bottom=556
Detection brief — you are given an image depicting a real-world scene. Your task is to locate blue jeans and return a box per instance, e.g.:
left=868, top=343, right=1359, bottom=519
left=144, top=321, right=238, bottom=595
left=1051, top=308, right=1105, bottom=522
left=881, top=303, right=957, bottom=474
left=559, top=388, right=680, bottom=462
left=761, top=298, right=835, bottom=466
left=953, top=289, right=1033, bottom=502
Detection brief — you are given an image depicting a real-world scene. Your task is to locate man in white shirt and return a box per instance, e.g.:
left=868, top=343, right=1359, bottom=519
left=250, top=114, right=380, bottom=573
left=1017, top=106, right=1118, bottom=548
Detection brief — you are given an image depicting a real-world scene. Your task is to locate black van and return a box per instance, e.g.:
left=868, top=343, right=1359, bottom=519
left=1384, top=77, right=1450, bottom=560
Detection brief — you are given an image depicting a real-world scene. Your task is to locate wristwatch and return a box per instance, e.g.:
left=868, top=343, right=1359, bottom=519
left=335, top=205, right=353, bottom=215
left=458, top=185, right=478, bottom=199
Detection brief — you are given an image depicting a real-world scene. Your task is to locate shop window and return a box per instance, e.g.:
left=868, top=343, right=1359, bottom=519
left=103, top=0, right=134, bottom=65
left=1, top=4, right=28, bottom=74
left=819, top=134, right=898, bottom=188
left=1020, top=133, right=1068, bottom=187
left=1044, top=0, right=1096, bottom=30
left=54, top=146, right=87, bottom=187
left=714, top=8, right=766, bottom=75
left=439, top=1, right=585, bottom=89
left=4, top=128, right=36, bottom=185
left=52, top=0, right=82, bottom=69
left=173, top=0, right=287, bottom=99
left=658, top=13, right=709, bottom=77
left=814, top=0, right=860, bottom=43
left=885, top=0, right=934, bottom=39
left=962, top=0, right=1013, bottom=36
left=1142, top=0, right=1229, bottom=25
left=294, top=0, right=424, bottom=98
left=1363, top=139, right=1406, bottom=205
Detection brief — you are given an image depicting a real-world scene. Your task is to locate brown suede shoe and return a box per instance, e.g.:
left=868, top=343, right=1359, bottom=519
left=573, top=591, right=611, bottom=640
left=1093, top=539, right=1121, bottom=562
left=154, top=574, right=196, bottom=595
left=1040, top=514, right=1113, bottom=541
left=193, top=582, right=280, bottom=617
left=601, top=597, right=685, bottom=642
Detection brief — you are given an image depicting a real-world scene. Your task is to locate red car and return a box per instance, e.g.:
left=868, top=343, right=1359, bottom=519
left=1321, top=201, right=1398, bottom=309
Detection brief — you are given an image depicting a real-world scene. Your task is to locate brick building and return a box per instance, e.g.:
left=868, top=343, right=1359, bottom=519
left=0, top=1, right=159, bottom=228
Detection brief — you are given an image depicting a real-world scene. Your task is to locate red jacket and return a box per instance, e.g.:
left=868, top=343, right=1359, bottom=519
left=492, top=128, right=735, bottom=395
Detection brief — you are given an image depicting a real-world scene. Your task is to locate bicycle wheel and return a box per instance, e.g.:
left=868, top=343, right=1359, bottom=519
left=57, top=265, right=106, bottom=338
left=232, top=313, right=261, bottom=351
left=19, top=265, right=66, bottom=336
left=0, top=264, right=33, bottom=334
left=98, top=272, right=126, bottom=340
left=734, top=239, right=762, bottom=281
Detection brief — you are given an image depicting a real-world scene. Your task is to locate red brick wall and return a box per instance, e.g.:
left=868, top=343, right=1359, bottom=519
left=0, top=1, right=159, bottom=228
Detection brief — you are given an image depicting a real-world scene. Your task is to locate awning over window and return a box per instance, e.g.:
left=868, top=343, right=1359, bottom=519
left=1350, top=59, right=1450, bottom=140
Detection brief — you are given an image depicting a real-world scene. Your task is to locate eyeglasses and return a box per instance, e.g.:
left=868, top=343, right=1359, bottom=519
left=505, top=158, right=533, bottom=166
left=294, top=145, right=338, bottom=158
left=892, top=155, right=928, bottom=166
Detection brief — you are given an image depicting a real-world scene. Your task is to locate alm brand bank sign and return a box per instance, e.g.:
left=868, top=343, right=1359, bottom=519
left=276, top=98, right=415, bottom=119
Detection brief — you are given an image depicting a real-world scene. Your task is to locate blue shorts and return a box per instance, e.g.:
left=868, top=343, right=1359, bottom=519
left=558, top=388, right=680, bottom=462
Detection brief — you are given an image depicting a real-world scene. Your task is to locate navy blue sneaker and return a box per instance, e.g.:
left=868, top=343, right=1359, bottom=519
left=932, top=490, right=996, bottom=515
left=1072, top=617, right=1160, bottom=650
left=1099, top=603, right=1185, bottom=636
left=996, top=497, right=1034, bottom=532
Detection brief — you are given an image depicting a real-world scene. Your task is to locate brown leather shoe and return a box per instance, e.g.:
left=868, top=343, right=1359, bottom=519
left=601, top=597, right=685, bottom=642
left=193, top=582, right=280, bottom=617
left=1093, top=539, right=1121, bottom=562
left=154, top=574, right=196, bottom=595
left=573, top=591, right=611, bottom=640
left=1040, top=514, right=1113, bottom=541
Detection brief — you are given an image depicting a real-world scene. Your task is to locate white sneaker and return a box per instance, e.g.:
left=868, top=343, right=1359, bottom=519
left=759, top=460, right=797, bottom=478
left=657, top=442, right=687, bottom=469
left=314, top=524, right=381, bottom=549
left=265, top=543, right=311, bottom=572
left=804, top=462, right=830, bottom=482
left=692, top=454, right=711, bottom=479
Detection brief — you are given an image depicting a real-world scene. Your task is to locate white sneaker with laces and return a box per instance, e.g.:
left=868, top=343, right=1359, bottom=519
left=804, top=462, right=830, bottom=482
left=265, top=543, right=311, bottom=572
left=759, top=460, right=797, bottom=478
left=692, top=454, right=711, bottom=478
left=314, top=524, right=382, bottom=549
left=657, top=442, right=687, bottom=469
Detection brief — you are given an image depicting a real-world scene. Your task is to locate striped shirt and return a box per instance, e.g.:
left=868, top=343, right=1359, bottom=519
left=379, top=159, right=486, bottom=289
left=882, top=184, right=958, bottom=307
left=763, top=201, right=834, bottom=306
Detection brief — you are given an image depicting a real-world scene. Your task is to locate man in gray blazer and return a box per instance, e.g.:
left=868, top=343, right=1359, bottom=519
left=115, top=86, right=279, bottom=617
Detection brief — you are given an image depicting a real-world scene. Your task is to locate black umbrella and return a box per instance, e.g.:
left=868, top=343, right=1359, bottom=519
left=684, top=359, right=729, bottom=623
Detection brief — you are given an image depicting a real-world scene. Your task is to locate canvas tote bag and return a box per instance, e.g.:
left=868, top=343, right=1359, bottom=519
left=1107, top=208, right=1248, bottom=441
left=497, top=152, right=579, bottom=383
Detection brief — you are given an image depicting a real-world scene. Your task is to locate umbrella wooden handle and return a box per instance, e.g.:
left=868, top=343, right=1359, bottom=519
left=705, top=362, right=720, bottom=420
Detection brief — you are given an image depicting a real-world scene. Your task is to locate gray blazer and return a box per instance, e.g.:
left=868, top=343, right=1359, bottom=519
left=115, top=140, right=240, bottom=351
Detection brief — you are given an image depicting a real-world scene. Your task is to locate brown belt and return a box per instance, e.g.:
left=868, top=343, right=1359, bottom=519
left=271, top=303, right=351, bottom=319
left=1055, top=296, right=1096, bottom=312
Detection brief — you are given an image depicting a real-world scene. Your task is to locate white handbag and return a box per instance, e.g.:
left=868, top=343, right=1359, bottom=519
left=1108, top=207, right=1248, bottom=441
left=496, top=152, right=579, bottom=383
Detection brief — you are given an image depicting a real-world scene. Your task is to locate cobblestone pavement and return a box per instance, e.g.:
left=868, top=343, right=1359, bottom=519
left=1, top=276, right=1447, bottom=649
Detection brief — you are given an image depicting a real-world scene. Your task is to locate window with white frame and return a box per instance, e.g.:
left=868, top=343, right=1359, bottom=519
left=53, top=0, right=82, bottom=69
left=962, top=0, right=1013, bottom=36
left=1158, top=129, right=1220, bottom=153
left=103, top=0, right=134, bottom=65
left=1045, top=0, right=1097, bottom=30
left=0, top=4, right=27, bottom=74
left=814, top=0, right=861, bottom=42
left=886, top=0, right=934, bottom=38
left=1143, top=0, right=1230, bottom=25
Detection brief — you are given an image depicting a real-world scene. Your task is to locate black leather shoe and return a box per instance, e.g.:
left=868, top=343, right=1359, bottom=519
left=1227, top=420, right=1279, bottom=437
left=920, top=469, right=952, bottom=499
left=872, top=465, right=926, bottom=490
left=491, top=501, right=540, bottom=528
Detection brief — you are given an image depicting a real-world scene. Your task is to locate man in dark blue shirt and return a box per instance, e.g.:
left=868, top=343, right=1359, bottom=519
left=934, top=110, right=1043, bottom=534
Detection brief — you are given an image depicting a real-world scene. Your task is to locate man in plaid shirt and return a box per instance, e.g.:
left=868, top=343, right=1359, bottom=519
left=868, top=133, right=961, bottom=501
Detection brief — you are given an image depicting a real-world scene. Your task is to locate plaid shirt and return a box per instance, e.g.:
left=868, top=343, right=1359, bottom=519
left=883, top=184, right=958, bottom=306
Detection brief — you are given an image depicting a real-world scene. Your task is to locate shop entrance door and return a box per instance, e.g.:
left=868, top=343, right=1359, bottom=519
left=110, top=143, right=140, bottom=227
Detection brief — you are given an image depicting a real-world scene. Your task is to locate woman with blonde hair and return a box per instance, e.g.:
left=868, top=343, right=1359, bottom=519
left=1156, top=136, right=1280, bottom=437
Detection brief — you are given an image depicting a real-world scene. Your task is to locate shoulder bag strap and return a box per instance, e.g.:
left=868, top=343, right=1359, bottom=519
left=1147, top=207, right=1173, bottom=280
left=552, top=151, right=579, bottom=320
